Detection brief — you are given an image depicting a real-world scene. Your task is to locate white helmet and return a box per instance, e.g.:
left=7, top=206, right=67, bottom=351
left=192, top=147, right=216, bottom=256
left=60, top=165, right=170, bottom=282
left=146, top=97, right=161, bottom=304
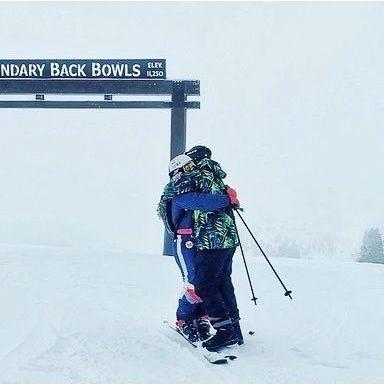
left=168, top=154, right=193, bottom=176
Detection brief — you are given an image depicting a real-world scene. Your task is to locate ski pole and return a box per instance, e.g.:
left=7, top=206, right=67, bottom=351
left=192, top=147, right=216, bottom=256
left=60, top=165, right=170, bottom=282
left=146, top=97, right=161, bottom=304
left=231, top=211, right=258, bottom=305
left=234, top=209, right=293, bottom=300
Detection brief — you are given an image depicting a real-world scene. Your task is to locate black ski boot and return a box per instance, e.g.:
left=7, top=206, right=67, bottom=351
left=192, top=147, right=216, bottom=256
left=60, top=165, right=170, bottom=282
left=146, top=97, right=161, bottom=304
left=195, top=317, right=212, bottom=341
left=177, top=320, right=199, bottom=343
left=232, top=320, right=244, bottom=345
left=202, top=323, right=238, bottom=352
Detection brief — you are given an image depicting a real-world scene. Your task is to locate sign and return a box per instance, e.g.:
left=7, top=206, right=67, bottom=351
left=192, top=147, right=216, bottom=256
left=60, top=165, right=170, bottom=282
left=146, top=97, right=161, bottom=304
left=0, top=59, right=166, bottom=79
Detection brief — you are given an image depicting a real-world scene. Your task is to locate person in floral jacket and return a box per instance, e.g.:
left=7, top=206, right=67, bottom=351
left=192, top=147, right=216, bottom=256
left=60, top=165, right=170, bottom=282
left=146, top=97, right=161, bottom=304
left=158, top=146, right=243, bottom=351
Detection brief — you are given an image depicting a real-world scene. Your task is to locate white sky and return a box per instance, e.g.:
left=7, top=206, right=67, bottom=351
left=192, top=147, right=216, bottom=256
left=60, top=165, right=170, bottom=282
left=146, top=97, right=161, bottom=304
left=0, top=2, right=383, bottom=259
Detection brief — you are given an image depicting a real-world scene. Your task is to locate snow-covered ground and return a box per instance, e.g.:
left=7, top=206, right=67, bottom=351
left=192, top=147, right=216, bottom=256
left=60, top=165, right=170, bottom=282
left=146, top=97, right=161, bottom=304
left=0, top=243, right=383, bottom=384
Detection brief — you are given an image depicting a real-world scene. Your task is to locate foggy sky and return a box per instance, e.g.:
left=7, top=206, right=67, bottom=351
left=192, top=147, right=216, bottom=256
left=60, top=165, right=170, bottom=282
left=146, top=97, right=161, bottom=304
left=0, top=2, right=383, bottom=259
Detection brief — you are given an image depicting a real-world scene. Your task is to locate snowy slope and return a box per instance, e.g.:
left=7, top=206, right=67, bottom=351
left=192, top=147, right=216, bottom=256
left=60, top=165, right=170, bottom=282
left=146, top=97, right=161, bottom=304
left=0, top=244, right=383, bottom=384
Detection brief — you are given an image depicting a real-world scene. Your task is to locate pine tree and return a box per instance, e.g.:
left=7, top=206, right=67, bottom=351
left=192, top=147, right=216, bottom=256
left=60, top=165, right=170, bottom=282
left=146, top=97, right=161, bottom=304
left=359, top=228, right=384, bottom=264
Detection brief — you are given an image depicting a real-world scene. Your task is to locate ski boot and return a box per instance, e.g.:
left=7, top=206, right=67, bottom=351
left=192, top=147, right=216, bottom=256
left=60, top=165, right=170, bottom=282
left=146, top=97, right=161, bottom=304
left=176, top=320, right=199, bottom=343
left=195, top=316, right=212, bottom=341
left=232, top=318, right=244, bottom=345
left=202, top=320, right=238, bottom=352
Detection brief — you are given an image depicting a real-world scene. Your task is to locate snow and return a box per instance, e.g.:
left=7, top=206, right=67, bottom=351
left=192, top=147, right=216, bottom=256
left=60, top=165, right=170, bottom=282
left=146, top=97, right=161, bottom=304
left=0, top=244, right=383, bottom=384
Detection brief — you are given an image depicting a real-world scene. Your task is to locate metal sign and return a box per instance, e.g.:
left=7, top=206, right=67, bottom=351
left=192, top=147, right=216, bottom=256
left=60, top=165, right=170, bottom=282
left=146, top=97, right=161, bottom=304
left=0, top=59, right=166, bottom=79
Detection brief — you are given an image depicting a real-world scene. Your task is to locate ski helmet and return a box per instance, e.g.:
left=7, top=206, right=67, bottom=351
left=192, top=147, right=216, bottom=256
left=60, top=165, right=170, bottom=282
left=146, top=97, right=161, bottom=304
left=168, top=154, right=193, bottom=177
left=185, top=145, right=212, bottom=163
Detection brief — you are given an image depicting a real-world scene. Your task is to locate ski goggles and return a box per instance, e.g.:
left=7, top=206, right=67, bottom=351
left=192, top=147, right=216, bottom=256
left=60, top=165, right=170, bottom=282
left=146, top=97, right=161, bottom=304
left=170, top=160, right=196, bottom=182
left=182, top=160, right=196, bottom=173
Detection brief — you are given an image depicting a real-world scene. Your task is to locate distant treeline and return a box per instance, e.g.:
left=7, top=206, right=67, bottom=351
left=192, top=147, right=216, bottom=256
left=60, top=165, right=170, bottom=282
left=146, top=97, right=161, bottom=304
left=359, top=228, right=384, bottom=264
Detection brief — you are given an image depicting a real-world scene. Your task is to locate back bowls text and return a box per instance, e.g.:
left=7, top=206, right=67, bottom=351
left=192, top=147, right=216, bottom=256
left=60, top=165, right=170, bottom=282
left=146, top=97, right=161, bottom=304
left=0, top=61, right=165, bottom=78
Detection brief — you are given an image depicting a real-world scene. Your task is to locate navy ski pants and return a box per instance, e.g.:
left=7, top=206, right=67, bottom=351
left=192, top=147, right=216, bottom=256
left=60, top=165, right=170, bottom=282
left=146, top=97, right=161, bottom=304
left=174, top=233, right=239, bottom=323
left=174, top=234, right=206, bottom=321
left=192, top=247, right=239, bottom=322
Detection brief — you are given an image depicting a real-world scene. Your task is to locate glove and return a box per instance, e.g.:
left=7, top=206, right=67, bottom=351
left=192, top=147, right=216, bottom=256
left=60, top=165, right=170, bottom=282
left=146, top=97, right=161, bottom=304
left=184, top=283, right=202, bottom=304
left=226, top=186, right=240, bottom=207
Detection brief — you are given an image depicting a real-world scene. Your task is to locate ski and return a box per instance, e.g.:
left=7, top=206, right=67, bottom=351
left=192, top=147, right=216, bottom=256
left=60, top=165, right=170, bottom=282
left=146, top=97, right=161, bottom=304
left=163, top=320, right=237, bottom=364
